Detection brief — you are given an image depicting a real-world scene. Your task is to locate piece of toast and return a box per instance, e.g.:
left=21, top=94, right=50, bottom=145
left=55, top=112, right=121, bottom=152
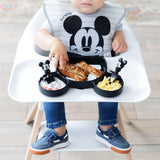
left=65, top=63, right=89, bottom=77
left=76, top=61, right=104, bottom=77
left=58, top=69, right=88, bottom=81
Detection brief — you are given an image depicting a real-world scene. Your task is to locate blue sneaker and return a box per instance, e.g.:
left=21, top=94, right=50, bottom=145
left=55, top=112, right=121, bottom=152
left=95, top=126, right=131, bottom=154
left=30, top=129, right=69, bottom=155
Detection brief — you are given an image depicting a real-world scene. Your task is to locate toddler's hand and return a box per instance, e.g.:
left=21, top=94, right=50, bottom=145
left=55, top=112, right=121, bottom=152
left=112, top=31, right=128, bottom=54
left=49, top=39, right=69, bottom=69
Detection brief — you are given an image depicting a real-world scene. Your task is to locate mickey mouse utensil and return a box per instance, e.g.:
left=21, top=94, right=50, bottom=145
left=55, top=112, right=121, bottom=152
left=110, top=58, right=127, bottom=82
left=39, top=60, right=54, bottom=81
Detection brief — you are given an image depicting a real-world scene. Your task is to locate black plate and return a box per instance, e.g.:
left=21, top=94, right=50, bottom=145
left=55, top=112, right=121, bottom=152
left=93, top=73, right=124, bottom=97
left=57, top=53, right=107, bottom=89
left=39, top=72, right=69, bottom=97
left=38, top=53, right=125, bottom=97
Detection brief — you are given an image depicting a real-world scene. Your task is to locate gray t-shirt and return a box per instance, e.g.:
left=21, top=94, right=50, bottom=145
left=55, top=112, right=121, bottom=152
left=42, top=0, right=125, bottom=57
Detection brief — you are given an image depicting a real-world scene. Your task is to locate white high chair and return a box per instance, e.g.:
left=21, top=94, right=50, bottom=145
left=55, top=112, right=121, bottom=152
left=8, top=6, right=150, bottom=160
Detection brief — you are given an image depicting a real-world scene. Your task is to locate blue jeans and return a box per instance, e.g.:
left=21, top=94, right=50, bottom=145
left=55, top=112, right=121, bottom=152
left=44, top=102, right=118, bottom=129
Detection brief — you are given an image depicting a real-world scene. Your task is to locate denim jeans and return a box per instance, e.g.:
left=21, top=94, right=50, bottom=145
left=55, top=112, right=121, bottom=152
left=44, top=102, right=118, bottom=129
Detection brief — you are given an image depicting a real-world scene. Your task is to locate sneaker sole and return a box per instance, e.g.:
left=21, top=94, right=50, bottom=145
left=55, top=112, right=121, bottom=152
left=29, top=141, right=69, bottom=155
left=95, top=134, right=131, bottom=154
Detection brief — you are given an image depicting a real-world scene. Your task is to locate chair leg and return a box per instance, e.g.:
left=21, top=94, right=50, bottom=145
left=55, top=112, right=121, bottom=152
left=24, top=103, right=43, bottom=160
left=118, top=109, right=132, bottom=160
left=119, top=103, right=131, bottom=124
left=25, top=103, right=38, bottom=124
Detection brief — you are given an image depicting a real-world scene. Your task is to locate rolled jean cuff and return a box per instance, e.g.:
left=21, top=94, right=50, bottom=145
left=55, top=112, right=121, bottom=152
left=98, top=119, right=117, bottom=126
left=46, top=120, right=67, bottom=129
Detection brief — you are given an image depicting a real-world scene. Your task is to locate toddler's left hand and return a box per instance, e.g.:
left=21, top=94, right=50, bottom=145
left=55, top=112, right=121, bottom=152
left=112, top=31, right=128, bottom=54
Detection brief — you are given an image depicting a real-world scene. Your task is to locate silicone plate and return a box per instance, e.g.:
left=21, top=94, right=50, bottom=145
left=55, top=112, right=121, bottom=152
left=38, top=54, right=123, bottom=97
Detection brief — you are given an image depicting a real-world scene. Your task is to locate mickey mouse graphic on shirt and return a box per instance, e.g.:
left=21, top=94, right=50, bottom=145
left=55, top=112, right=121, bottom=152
left=63, top=15, right=111, bottom=55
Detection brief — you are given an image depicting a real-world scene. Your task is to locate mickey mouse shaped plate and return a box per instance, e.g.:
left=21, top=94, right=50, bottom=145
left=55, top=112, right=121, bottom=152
left=38, top=54, right=127, bottom=97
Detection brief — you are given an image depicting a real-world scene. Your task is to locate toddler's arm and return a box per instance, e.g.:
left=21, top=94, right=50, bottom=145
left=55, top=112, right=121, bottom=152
left=35, top=27, right=69, bottom=69
left=112, top=31, right=128, bottom=54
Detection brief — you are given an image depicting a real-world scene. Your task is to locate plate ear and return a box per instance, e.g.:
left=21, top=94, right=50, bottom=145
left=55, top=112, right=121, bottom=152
left=64, top=15, right=82, bottom=34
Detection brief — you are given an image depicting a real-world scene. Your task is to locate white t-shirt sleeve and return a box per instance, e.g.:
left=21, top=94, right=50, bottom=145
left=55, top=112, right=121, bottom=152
left=115, top=22, right=123, bottom=31
left=41, top=20, right=52, bottom=33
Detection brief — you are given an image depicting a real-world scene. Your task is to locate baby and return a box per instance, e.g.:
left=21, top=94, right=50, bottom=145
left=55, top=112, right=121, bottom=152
left=35, top=0, right=127, bottom=69
left=30, top=0, right=131, bottom=155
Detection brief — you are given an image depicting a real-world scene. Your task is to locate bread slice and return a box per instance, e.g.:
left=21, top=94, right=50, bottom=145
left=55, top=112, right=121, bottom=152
left=58, top=69, right=88, bottom=81
left=65, top=63, right=89, bottom=77
left=76, top=61, right=104, bottom=77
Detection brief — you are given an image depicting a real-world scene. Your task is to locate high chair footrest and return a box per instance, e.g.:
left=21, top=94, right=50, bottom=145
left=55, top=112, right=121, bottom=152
left=38, top=120, right=110, bottom=152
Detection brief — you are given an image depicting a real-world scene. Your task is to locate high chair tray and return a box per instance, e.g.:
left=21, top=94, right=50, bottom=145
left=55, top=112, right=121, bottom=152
left=8, top=55, right=150, bottom=102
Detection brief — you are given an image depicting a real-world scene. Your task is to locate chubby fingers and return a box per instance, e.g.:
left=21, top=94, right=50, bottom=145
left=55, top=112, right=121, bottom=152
left=59, top=54, right=69, bottom=69
left=54, top=54, right=59, bottom=69
left=50, top=53, right=69, bottom=69
left=112, top=40, right=119, bottom=53
left=112, top=41, right=128, bottom=54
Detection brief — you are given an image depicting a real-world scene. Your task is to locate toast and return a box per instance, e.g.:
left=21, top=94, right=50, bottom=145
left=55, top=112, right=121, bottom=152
left=76, top=61, right=104, bottom=77
left=58, top=68, right=88, bottom=81
left=65, top=63, right=89, bottom=77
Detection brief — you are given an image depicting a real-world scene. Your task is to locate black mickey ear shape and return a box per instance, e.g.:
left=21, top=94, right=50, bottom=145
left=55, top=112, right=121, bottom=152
left=63, top=15, right=82, bottom=34
left=39, top=62, right=43, bottom=67
left=94, top=16, right=111, bottom=36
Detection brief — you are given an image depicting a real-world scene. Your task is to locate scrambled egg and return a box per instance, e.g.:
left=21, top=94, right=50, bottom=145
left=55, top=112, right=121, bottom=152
left=97, top=76, right=121, bottom=91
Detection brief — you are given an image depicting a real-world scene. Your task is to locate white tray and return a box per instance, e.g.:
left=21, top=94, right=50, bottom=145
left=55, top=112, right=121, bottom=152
left=8, top=53, right=150, bottom=102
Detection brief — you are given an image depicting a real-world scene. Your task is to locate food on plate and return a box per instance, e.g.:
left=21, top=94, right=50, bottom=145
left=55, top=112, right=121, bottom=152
left=97, top=76, right=121, bottom=91
left=58, top=61, right=104, bottom=81
left=58, top=69, right=88, bottom=81
left=64, top=63, right=89, bottom=77
left=40, top=77, right=66, bottom=90
left=76, top=61, right=104, bottom=78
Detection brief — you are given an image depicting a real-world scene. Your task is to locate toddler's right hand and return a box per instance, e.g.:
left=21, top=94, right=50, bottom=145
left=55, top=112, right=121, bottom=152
left=49, top=39, right=69, bottom=69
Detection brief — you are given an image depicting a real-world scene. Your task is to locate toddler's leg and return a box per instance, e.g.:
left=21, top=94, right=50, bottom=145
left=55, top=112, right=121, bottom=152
left=44, top=102, right=66, bottom=136
left=95, top=102, right=131, bottom=154
left=30, top=102, right=69, bottom=155
left=98, top=102, right=118, bottom=129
